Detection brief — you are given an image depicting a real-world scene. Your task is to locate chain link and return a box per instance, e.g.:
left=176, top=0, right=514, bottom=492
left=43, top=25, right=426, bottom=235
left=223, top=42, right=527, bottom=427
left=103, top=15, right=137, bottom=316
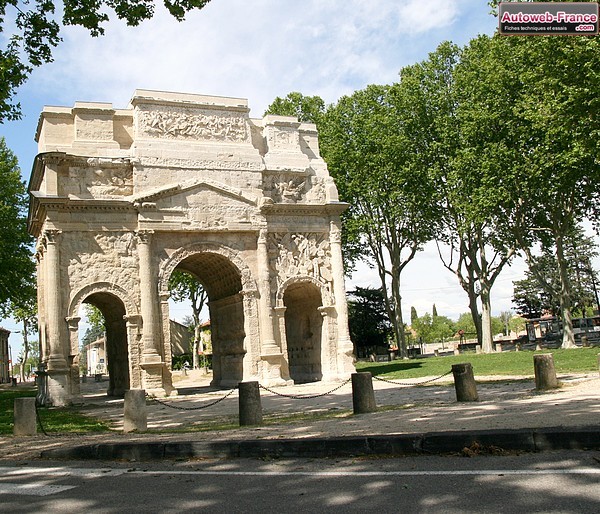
left=147, top=387, right=238, bottom=411
left=258, top=377, right=352, bottom=399
left=372, top=369, right=453, bottom=387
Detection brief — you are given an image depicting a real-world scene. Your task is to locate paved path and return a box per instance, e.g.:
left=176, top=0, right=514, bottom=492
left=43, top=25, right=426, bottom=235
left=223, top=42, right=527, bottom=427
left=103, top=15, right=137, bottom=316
left=1, top=371, right=598, bottom=460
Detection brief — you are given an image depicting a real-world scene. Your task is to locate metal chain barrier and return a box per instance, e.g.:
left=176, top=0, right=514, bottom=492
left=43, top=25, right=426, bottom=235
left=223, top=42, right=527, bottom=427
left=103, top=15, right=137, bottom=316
left=258, top=377, right=352, bottom=399
left=373, top=369, right=453, bottom=387
left=146, top=387, right=237, bottom=411
left=34, top=403, right=51, bottom=436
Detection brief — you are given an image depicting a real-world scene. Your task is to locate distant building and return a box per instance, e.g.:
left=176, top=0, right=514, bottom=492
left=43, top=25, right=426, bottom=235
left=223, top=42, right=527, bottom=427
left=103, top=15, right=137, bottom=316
left=0, top=328, right=10, bottom=383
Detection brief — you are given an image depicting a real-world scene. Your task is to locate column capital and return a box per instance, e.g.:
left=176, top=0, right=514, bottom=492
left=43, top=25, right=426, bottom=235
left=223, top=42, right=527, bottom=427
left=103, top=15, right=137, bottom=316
left=65, top=316, right=81, bottom=329
left=44, top=229, right=62, bottom=245
left=135, top=229, right=154, bottom=244
left=329, top=222, right=342, bottom=244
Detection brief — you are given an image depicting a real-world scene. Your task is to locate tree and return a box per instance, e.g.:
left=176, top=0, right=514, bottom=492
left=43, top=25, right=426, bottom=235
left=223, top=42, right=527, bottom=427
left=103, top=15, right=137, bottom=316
left=319, top=83, right=439, bottom=358
left=0, top=0, right=212, bottom=121
left=169, top=270, right=207, bottom=369
left=513, top=227, right=599, bottom=319
left=347, top=286, right=393, bottom=356
left=410, top=306, right=418, bottom=325
left=402, top=41, right=517, bottom=354
left=411, top=312, right=455, bottom=345
left=459, top=34, right=600, bottom=348
left=264, top=92, right=326, bottom=125
left=0, top=138, right=35, bottom=315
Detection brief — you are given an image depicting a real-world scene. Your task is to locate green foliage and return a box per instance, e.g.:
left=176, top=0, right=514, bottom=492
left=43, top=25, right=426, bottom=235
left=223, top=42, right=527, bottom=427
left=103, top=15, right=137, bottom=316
left=264, top=92, right=326, bottom=125
left=80, top=304, right=105, bottom=348
left=513, top=226, right=599, bottom=318
left=319, top=82, right=440, bottom=356
left=347, top=287, right=392, bottom=353
left=411, top=313, right=456, bottom=344
left=0, top=0, right=212, bottom=121
left=0, top=138, right=35, bottom=316
left=356, top=347, right=600, bottom=379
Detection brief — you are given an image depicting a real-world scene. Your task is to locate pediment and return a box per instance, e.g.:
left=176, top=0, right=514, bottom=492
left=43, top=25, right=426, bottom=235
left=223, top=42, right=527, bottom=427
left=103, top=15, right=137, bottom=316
left=130, top=178, right=258, bottom=207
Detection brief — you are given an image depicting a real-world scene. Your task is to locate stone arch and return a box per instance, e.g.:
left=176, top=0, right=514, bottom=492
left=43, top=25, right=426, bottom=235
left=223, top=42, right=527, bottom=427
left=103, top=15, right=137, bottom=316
left=158, top=241, right=258, bottom=387
left=68, top=282, right=139, bottom=397
left=281, top=279, right=325, bottom=383
left=68, top=282, right=139, bottom=319
left=158, top=241, right=257, bottom=297
left=276, top=275, right=334, bottom=308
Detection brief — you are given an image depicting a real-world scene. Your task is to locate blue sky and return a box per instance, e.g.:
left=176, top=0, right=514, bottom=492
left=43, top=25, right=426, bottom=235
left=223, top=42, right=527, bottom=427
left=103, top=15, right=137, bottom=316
left=2, top=1, right=587, bottom=356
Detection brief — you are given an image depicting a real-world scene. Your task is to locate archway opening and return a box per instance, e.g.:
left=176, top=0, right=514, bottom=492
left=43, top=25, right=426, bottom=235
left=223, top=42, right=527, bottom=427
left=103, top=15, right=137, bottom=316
left=284, top=282, right=323, bottom=383
left=83, top=292, right=129, bottom=397
left=174, top=252, right=245, bottom=387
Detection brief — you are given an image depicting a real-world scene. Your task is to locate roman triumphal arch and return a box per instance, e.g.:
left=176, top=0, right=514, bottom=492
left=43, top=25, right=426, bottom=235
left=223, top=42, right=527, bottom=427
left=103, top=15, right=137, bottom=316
left=28, top=90, right=355, bottom=406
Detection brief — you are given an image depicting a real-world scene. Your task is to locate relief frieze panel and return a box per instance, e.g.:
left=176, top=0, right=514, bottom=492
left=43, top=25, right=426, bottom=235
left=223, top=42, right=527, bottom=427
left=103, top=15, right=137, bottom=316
left=268, top=232, right=333, bottom=300
left=262, top=174, right=327, bottom=204
left=65, top=232, right=138, bottom=294
left=137, top=105, right=251, bottom=143
left=62, top=165, right=133, bottom=198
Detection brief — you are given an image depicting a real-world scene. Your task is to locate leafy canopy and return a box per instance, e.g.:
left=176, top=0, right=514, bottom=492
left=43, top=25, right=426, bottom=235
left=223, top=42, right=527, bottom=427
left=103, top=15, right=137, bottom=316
left=0, top=0, right=212, bottom=121
left=0, top=137, right=35, bottom=316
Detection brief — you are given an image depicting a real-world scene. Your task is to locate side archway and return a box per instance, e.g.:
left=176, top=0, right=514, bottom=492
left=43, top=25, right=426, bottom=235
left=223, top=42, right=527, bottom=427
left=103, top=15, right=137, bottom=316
left=68, top=283, right=140, bottom=396
left=280, top=278, right=326, bottom=383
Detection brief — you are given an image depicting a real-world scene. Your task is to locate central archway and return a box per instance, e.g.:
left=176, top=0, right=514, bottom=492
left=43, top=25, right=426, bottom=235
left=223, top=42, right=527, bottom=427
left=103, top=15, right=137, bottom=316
left=167, top=248, right=249, bottom=387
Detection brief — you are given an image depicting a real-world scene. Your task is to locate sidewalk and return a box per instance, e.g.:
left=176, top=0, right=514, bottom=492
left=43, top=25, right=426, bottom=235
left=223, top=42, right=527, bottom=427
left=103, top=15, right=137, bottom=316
left=1, top=371, right=599, bottom=461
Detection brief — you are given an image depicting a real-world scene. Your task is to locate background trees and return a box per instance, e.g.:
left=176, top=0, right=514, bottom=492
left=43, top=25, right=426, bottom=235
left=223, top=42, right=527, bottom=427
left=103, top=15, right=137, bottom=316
left=458, top=34, right=600, bottom=347
left=0, top=137, right=36, bottom=318
left=347, top=286, right=393, bottom=356
left=168, top=270, right=207, bottom=370
left=319, top=83, right=439, bottom=358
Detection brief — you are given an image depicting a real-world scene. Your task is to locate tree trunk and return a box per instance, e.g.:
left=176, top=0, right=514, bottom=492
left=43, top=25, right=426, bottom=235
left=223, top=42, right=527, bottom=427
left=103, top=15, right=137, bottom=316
left=390, top=262, right=407, bottom=359
left=193, top=323, right=203, bottom=369
left=480, top=291, right=494, bottom=353
left=467, top=289, right=482, bottom=345
left=20, top=318, right=29, bottom=383
left=556, top=233, right=576, bottom=348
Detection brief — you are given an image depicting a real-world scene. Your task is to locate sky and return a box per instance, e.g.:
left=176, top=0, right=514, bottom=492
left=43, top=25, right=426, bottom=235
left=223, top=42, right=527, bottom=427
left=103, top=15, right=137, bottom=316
left=0, top=1, right=595, bottom=356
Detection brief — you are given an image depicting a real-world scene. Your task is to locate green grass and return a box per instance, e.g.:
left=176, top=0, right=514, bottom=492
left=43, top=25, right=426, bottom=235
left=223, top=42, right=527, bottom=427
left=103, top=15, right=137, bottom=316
left=355, top=348, right=599, bottom=379
left=0, top=387, right=112, bottom=435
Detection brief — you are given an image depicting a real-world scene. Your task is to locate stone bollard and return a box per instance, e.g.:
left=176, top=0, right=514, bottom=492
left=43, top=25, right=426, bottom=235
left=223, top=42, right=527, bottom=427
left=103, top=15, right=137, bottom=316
left=351, top=372, right=377, bottom=414
left=123, top=389, right=147, bottom=433
left=598, top=353, right=600, bottom=377
left=451, top=363, right=479, bottom=402
left=14, top=398, right=37, bottom=436
left=239, top=381, right=263, bottom=426
left=533, top=354, right=559, bottom=390
left=581, top=335, right=589, bottom=347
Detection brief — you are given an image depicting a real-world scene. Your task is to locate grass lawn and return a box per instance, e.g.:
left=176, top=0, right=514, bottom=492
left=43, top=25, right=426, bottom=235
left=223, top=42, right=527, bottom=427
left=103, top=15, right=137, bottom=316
left=355, top=348, right=600, bottom=379
left=0, top=387, right=111, bottom=436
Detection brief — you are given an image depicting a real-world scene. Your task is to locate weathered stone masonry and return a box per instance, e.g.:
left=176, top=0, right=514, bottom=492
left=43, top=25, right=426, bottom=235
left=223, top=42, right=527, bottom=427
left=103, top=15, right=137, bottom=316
left=28, top=90, right=355, bottom=406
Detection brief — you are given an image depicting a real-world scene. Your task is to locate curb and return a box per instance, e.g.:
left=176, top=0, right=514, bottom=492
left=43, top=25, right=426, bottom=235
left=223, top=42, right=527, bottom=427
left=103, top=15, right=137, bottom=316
left=40, top=426, right=600, bottom=461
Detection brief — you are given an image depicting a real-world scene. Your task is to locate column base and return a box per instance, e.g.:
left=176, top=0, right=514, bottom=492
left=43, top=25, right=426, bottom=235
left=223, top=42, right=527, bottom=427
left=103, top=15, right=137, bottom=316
left=260, top=352, right=292, bottom=385
left=47, top=370, right=71, bottom=407
left=141, top=362, right=176, bottom=397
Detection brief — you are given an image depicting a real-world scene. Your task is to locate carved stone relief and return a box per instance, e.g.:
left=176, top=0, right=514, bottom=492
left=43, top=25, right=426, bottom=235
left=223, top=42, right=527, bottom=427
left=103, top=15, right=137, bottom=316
left=66, top=232, right=138, bottom=295
left=137, top=106, right=251, bottom=143
left=62, top=163, right=133, bottom=198
left=268, top=232, right=333, bottom=301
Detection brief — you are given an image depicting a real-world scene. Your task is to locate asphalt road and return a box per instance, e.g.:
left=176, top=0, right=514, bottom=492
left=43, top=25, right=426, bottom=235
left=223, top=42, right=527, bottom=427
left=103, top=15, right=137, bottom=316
left=1, top=451, right=599, bottom=513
